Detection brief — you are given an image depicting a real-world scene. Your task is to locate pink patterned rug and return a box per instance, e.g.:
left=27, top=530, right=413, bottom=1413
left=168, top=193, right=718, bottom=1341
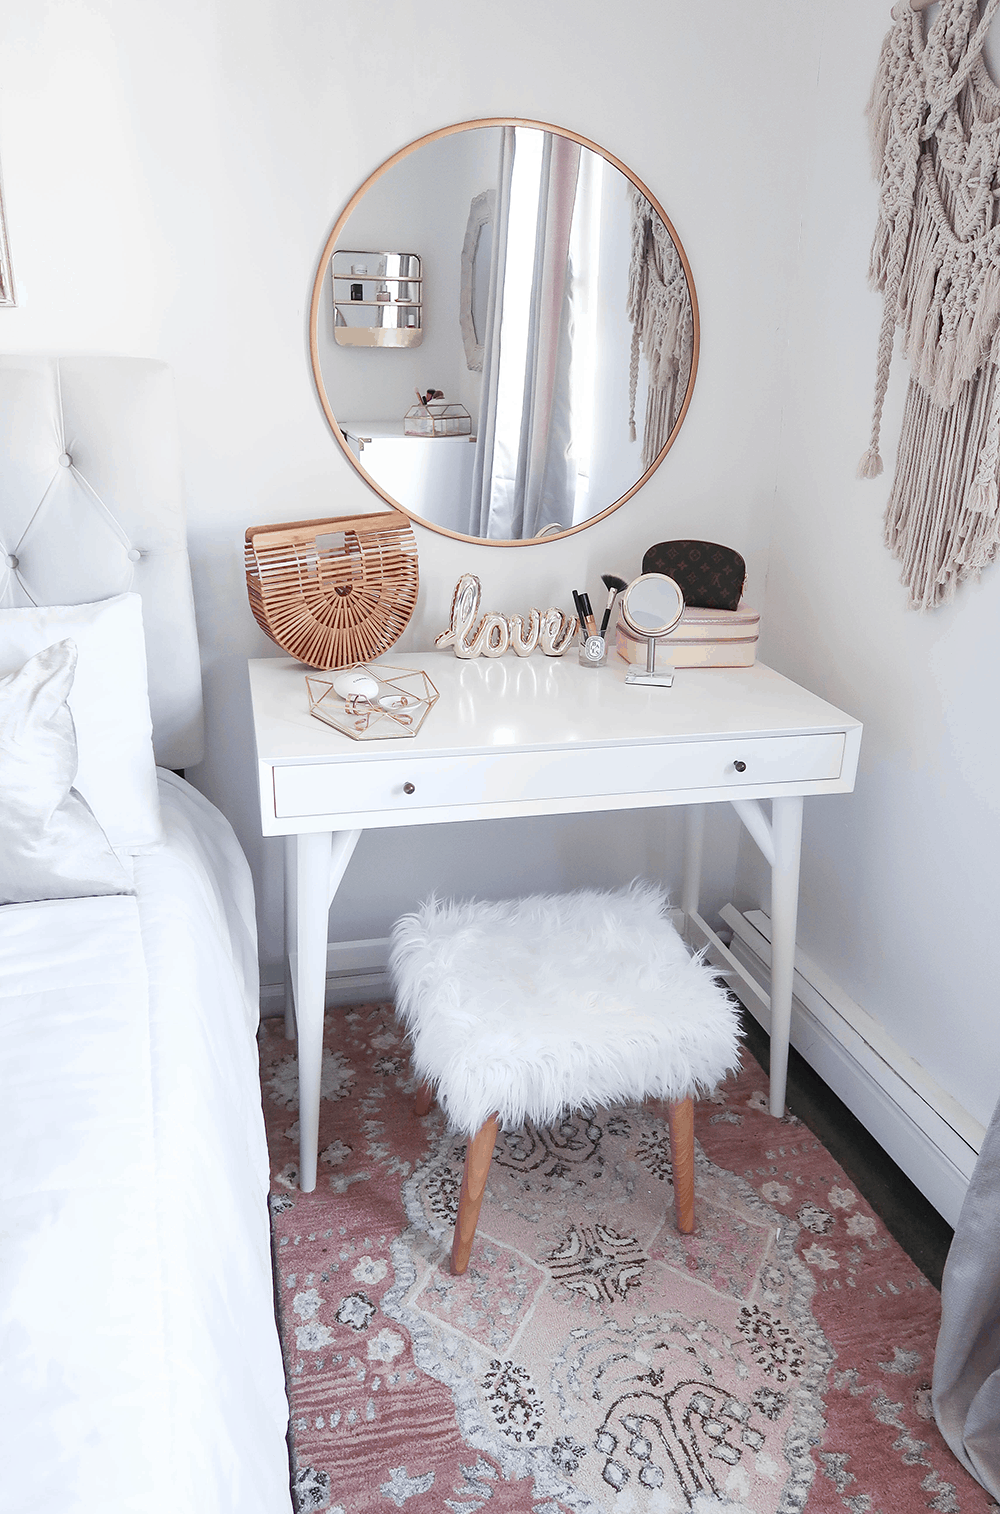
left=258, top=1005, right=996, bottom=1514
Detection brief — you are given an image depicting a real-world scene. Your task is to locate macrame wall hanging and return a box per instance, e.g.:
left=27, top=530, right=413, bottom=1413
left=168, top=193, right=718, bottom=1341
left=862, top=0, right=1000, bottom=609
left=628, top=189, right=694, bottom=473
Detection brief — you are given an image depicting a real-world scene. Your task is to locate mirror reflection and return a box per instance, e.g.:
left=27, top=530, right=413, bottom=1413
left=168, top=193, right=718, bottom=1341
left=311, top=121, right=698, bottom=545
left=620, top=573, right=685, bottom=637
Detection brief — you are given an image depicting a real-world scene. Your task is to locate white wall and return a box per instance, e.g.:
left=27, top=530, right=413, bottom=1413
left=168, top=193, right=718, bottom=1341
left=0, top=0, right=820, bottom=982
left=735, top=5, right=1000, bottom=1133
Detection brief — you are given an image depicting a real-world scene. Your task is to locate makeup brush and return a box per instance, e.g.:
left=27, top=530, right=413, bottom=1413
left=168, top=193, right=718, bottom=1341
left=599, top=573, right=628, bottom=637
left=572, top=589, right=589, bottom=635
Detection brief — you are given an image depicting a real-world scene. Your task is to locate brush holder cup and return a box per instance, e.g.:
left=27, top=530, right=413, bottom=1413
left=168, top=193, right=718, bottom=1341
left=578, top=634, right=608, bottom=667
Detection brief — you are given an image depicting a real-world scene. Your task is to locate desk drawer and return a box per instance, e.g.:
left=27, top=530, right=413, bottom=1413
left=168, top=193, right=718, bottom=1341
left=271, top=732, right=845, bottom=819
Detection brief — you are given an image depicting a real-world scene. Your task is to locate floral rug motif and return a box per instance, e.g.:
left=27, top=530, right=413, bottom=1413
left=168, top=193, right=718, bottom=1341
left=258, top=1005, right=997, bottom=1514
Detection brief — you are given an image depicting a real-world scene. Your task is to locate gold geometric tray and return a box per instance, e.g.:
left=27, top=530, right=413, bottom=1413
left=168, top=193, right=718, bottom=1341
left=305, top=663, right=438, bottom=741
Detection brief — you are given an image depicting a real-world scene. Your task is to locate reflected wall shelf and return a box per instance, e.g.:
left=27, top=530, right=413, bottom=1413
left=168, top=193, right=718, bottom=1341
left=332, top=250, right=422, bottom=348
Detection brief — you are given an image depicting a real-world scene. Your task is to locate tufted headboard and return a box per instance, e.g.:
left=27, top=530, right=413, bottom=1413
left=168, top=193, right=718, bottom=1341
left=0, top=355, right=204, bottom=769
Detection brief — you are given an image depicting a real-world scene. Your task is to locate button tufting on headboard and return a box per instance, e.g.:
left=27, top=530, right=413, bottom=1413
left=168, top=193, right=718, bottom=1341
left=0, top=356, right=205, bottom=770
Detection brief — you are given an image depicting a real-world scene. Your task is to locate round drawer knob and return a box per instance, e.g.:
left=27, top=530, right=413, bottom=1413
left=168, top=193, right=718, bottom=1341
left=733, top=760, right=747, bottom=773
left=403, top=782, right=416, bottom=795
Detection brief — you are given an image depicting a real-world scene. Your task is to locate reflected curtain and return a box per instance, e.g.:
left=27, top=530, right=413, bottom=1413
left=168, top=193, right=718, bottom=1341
left=933, top=1092, right=1000, bottom=1499
left=469, top=128, right=515, bottom=539
left=470, top=131, right=582, bottom=539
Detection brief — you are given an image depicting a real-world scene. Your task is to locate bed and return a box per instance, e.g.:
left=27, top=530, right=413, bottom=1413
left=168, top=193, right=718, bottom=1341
left=0, top=356, right=292, bottom=1514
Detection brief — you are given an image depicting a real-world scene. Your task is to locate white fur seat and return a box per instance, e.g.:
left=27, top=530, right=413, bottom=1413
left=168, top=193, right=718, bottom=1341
left=389, top=883, right=740, bottom=1273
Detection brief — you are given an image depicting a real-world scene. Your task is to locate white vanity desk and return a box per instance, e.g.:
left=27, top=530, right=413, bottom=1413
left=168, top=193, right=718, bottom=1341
left=249, top=652, right=862, bottom=1191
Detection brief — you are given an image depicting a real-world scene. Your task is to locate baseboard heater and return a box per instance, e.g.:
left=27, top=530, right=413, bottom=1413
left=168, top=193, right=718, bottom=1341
left=715, top=905, right=983, bottom=1228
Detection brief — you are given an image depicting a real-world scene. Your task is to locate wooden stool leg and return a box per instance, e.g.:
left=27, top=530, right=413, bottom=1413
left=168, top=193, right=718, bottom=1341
left=668, top=1096, right=695, bottom=1234
left=451, top=1115, right=499, bottom=1275
left=414, top=1081, right=434, bottom=1117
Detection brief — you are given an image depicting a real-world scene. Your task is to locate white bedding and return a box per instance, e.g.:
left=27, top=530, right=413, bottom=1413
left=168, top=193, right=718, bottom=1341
left=0, top=773, right=292, bottom=1514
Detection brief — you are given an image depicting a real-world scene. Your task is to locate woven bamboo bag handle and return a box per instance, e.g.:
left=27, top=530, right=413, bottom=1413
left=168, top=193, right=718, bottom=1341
left=245, top=510, right=419, bottom=669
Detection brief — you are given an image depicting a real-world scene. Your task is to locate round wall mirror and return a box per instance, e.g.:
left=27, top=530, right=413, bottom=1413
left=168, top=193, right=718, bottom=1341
left=309, top=118, right=699, bottom=546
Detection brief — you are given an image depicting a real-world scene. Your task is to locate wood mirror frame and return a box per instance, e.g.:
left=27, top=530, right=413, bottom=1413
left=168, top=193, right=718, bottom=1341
left=309, top=117, right=700, bottom=547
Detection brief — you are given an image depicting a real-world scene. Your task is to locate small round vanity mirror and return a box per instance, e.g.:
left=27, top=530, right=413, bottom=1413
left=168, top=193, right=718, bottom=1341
left=310, top=118, right=698, bottom=546
left=619, top=572, right=684, bottom=687
left=619, top=573, right=684, bottom=638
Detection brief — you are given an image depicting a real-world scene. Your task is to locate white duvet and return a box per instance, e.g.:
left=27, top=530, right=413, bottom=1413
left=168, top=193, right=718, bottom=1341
left=0, top=773, right=291, bottom=1514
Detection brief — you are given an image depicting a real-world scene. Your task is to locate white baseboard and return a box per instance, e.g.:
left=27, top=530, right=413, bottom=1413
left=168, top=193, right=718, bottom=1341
left=717, top=905, right=981, bottom=1228
left=260, top=916, right=687, bottom=1019
left=259, top=937, right=392, bottom=1017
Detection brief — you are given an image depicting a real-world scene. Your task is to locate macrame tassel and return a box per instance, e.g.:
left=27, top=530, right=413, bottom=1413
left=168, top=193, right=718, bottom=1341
left=970, top=357, right=1000, bottom=503
left=966, top=479, right=997, bottom=515
left=960, top=481, right=1000, bottom=575
left=627, top=325, right=641, bottom=447
left=858, top=446, right=884, bottom=480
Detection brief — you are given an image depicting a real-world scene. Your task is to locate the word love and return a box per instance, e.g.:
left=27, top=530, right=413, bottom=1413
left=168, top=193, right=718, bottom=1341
left=434, top=574, right=578, bottom=659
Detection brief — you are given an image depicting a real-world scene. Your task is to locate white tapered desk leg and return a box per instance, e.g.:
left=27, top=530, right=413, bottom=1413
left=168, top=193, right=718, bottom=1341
left=293, top=827, right=363, bottom=1193
left=283, top=835, right=296, bottom=1041
left=768, top=796, right=803, bottom=1117
left=294, top=831, right=335, bottom=1193
left=681, top=805, right=706, bottom=938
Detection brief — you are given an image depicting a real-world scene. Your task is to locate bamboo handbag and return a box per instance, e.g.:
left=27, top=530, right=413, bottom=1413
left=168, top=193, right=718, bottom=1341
left=245, top=510, right=419, bottom=669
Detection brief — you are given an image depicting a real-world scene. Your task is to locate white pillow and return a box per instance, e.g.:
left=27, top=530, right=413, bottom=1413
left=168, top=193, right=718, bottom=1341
left=0, top=640, right=132, bottom=905
left=0, top=593, right=162, bottom=852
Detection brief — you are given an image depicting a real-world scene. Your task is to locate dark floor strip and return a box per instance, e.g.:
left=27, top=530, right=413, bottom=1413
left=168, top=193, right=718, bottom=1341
left=738, top=1007, right=954, bottom=1290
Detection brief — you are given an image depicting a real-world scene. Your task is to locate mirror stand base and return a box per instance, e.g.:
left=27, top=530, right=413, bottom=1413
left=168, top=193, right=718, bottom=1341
left=625, top=667, right=675, bottom=688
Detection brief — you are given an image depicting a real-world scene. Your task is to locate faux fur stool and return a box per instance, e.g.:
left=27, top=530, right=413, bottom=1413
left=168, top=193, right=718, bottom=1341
left=388, top=883, right=740, bottom=1275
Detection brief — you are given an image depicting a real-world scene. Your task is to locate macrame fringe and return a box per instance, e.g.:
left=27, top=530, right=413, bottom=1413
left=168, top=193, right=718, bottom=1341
left=863, top=0, right=1000, bottom=608
left=627, top=188, right=693, bottom=470
left=883, top=369, right=1000, bottom=609
left=642, top=381, right=679, bottom=474
left=869, top=164, right=1000, bottom=408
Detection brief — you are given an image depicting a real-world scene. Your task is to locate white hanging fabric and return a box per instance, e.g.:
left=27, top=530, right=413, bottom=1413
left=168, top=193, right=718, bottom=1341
left=470, top=129, right=582, bottom=540
left=863, top=0, right=1000, bottom=608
